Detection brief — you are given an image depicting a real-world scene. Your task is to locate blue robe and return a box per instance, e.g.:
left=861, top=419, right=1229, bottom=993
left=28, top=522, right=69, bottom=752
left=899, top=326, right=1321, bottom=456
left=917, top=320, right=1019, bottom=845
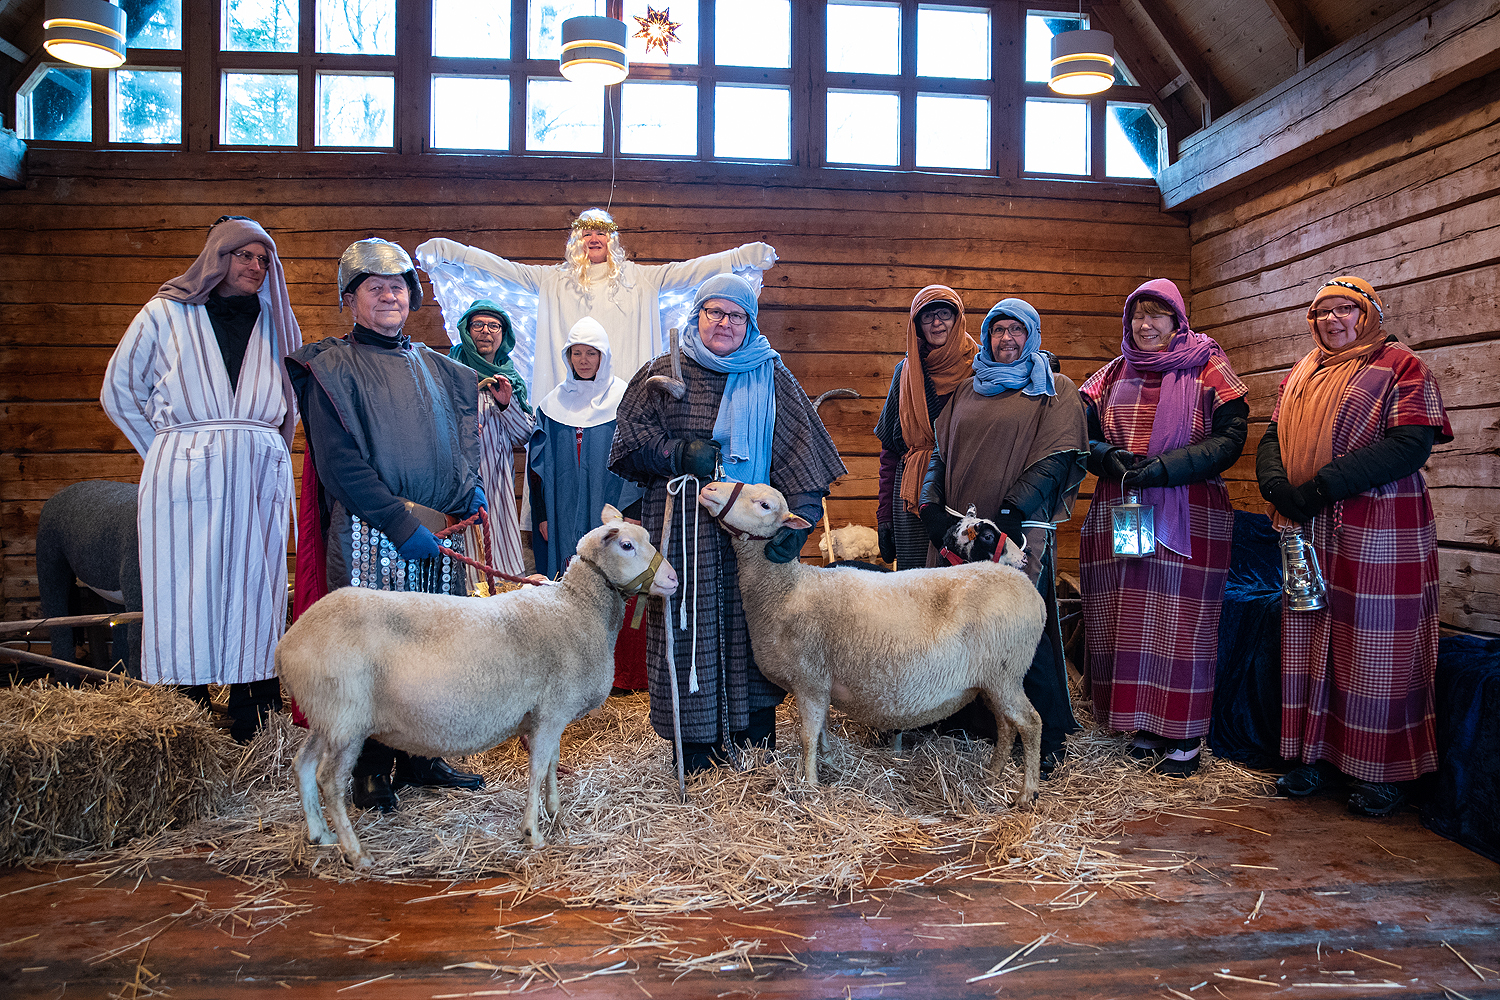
left=528, top=410, right=641, bottom=579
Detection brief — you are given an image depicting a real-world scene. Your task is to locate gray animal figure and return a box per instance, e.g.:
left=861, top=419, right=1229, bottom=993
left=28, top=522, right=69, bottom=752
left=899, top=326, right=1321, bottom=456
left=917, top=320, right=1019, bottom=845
left=35, top=480, right=142, bottom=679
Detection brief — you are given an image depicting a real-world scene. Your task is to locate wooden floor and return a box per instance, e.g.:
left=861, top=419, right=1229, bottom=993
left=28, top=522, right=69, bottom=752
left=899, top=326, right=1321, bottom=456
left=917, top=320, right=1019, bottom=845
left=1, top=792, right=1497, bottom=1000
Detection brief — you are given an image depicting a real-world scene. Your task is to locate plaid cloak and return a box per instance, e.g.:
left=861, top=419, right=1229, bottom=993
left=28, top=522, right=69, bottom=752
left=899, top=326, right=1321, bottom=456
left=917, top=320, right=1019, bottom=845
left=1271, top=342, right=1452, bottom=782
left=610, top=356, right=847, bottom=743
left=1079, top=354, right=1247, bottom=739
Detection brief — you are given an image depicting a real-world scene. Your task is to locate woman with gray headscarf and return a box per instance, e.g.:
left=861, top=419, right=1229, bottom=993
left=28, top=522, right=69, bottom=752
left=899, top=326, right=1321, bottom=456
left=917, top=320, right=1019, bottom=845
left=610, top=273, right=846, bottom=773
left=918, top=297, right=1087, bottom=775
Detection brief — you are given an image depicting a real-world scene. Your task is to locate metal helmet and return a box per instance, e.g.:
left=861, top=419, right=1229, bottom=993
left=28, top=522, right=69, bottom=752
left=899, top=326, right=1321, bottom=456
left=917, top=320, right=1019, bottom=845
left=336, top=238, right=422, bottom=311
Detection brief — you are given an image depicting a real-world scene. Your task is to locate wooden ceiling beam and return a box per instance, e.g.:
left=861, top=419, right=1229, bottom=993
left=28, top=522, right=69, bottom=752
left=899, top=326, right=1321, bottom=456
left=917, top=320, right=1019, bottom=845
left=1085, top=1, right=1198, bottom=157
left=1264, top=0, right=1329, bottom=68
left=0, top=34, right=26, bottom=62
left=1130, top=0, right=1234, bottom=123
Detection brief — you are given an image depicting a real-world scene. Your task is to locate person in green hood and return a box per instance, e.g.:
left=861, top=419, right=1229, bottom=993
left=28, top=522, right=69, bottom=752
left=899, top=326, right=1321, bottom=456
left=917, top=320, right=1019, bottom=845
left=449, top=300, right=535, bottom=582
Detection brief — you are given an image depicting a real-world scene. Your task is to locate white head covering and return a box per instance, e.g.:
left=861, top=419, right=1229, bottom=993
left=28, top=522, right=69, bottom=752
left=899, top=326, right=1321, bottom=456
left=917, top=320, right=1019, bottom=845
left=537, top=317, right=628, bottom=428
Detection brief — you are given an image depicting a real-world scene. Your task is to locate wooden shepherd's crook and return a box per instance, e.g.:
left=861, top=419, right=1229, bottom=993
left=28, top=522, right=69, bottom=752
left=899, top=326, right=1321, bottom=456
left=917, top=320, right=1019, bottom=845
left=649, top=327, right=689, bottom=801
left=812, top=388, right=859, bottom=563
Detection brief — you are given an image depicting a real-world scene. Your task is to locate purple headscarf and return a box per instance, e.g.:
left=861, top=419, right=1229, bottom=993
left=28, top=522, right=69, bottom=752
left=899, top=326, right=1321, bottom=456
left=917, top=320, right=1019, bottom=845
left=1118, top=278, right=1227, bottom=558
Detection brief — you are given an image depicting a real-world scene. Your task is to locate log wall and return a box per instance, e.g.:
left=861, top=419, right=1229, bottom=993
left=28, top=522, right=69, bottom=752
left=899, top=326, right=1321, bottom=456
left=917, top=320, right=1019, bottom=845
left=0, top=153, right=1185, bottom=622
left=1189, top=69, right=1500, bottom=635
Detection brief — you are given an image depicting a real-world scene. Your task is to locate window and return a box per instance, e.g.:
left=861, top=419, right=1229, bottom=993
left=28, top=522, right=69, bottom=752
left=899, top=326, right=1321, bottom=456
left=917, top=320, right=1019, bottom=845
left=9, top=2, right=1163, bottom=183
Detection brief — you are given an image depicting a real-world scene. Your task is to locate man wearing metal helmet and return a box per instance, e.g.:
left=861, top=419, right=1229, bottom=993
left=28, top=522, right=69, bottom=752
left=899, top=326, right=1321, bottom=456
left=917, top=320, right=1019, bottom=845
left=286, top=237, right=487, bottom=812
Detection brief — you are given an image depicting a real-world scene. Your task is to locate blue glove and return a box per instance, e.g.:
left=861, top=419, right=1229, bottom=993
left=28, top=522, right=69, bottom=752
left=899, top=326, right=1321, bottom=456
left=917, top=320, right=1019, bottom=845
left=466, top=486, right=488, bottom=516
left=396, top=524, right=443, bottom=560
left=764, top=526, right=810, bottom=564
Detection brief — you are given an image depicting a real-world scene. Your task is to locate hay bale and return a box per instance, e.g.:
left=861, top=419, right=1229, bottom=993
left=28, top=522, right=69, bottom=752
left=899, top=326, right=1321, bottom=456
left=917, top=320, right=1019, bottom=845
left=0, top=680, right=240, bottom=861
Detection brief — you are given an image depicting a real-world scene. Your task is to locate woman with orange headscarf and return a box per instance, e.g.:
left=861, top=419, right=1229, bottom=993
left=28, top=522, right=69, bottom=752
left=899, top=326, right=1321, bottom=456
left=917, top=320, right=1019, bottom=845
left=873, top=286, right=979, bottom=569
left=1257, top=276, right=1452, bottom=818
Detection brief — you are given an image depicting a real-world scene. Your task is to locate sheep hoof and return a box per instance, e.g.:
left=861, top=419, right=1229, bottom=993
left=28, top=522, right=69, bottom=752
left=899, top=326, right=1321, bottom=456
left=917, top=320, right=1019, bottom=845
left=309, top=831, right=338, bottom=847
left=352, top=851, right=375, bottom=870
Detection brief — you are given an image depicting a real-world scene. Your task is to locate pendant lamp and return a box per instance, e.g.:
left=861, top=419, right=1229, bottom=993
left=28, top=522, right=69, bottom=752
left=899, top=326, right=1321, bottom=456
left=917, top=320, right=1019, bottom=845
left=1048, top=28, right=1114, bottom=96
left=560, top=15, right=629, bottom=86
left=43, top=0, right=127, bottom=69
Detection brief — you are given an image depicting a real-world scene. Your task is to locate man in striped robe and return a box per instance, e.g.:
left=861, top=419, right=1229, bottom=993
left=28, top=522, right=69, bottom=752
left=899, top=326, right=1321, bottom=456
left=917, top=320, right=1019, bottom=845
left=101, top=216, right=299, bottom=743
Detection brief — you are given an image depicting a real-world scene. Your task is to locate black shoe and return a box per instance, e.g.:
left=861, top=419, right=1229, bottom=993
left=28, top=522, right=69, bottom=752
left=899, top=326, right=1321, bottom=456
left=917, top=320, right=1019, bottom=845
left=678, top=741, right=723, bottom=774
left=352, top=773, right=400, bottom=813
left=1157, top=749, right=1201, bottom=778
left=1277, top=760, right=1343, bottom=798
left=393, top=756, right=485, bottom=791
left=1347, top=781, right=1406, bottom=818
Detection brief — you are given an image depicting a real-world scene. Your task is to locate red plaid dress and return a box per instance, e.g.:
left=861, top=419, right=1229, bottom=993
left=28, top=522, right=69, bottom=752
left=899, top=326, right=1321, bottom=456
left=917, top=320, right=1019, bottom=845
left=1080, top=354, right=1247, bottom=739
left=1273, top=342, right=1451, bottom=782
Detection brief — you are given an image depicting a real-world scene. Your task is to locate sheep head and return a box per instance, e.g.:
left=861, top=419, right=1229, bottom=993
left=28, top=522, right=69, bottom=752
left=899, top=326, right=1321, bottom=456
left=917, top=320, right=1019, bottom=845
left=697, top=482, right=811, bottom=544
left=941, top=514, right=1027, bottom=569
left=576, top=512, right=679, bottom=597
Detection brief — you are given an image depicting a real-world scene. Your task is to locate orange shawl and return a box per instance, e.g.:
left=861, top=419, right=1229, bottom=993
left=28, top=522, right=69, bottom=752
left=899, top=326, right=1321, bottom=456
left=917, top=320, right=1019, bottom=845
left=897, top=285, right=978, bottom=515
left=1275, top=276, right=1389, bottom=495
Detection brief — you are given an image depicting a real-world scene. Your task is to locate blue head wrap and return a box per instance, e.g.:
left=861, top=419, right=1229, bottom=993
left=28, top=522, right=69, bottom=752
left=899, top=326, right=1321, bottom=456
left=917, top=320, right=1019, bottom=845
left=679, top=273, right=780, bottom=485
left=971, top=297, right=1056, bottom=397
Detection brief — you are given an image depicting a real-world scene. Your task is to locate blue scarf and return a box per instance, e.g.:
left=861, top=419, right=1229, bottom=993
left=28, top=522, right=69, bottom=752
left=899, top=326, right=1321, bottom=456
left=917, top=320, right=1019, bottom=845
left=971, top=298, right=1056, bottom=397
left=679, top=273, right=778, bottom=485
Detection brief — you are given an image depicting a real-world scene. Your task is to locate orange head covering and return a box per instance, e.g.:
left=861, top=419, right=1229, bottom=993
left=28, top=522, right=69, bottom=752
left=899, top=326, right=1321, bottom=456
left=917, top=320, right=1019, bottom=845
left=897, top=285, right=978, bottom=516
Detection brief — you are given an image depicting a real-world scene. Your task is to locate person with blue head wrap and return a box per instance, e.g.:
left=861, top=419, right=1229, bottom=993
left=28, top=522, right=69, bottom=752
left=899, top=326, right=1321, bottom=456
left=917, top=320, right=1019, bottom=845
left=610, top=273, right=846, bottom=774
left=916, top=294, right=1087, bottom=777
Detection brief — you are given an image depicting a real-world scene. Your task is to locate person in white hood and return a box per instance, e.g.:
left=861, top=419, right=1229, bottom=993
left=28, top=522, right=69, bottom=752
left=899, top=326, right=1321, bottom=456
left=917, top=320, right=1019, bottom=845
left=528, top=317, right=644, bottom=579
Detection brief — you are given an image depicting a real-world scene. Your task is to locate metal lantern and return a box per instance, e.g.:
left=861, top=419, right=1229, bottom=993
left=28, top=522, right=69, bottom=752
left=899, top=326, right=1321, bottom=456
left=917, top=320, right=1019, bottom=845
left=1112, top=489, right=1156, bottom=558
left=1279, top=524, right=1327, bottom=611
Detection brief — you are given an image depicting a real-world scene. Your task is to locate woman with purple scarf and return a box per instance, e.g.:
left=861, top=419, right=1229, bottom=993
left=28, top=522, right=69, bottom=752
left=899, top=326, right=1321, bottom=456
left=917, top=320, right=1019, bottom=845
left=1079, top=279, right=1249, bottom=776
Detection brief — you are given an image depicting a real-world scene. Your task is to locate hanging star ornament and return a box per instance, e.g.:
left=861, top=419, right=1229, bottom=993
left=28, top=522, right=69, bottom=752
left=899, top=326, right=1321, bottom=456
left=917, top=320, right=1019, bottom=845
left=633, top=6, right=682, bottom=56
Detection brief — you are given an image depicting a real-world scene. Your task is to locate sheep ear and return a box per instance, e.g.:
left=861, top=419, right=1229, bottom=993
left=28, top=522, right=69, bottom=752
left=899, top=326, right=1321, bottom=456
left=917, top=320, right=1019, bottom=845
left=600, top=504, right=623, bottom=524
left=601, top=526, right=620, bottom=543
left=782, top=513, right=813, bottom=530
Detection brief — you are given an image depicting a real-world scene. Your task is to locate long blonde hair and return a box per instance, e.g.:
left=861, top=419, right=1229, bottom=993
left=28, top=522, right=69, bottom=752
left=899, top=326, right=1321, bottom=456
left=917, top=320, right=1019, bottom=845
left=562, top=208, right=631, bottom=294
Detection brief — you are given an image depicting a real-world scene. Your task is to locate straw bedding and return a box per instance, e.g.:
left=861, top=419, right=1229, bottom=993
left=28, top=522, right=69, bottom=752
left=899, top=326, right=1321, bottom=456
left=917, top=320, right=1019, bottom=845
left=39, top=689, right=1277, bottom=911
left=0, top=681, right=238, bottom=863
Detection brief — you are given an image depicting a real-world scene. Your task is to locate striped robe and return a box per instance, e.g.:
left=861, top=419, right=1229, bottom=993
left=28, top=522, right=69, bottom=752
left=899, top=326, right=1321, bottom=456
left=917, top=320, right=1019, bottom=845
left=100, top=297, right=296, bottom=685
left=1079, top=354, right=1246, bottom=739
left=473, top=391, right=534, bottom=581
left=610, top=355, right=847, bottom=744
left=1272, top=342, right=1452, bottom=783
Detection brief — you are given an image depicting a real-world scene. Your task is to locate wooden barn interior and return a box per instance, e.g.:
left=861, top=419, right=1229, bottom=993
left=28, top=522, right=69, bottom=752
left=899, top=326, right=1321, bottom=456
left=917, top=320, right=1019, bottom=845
left=1, top=0, right=1497, bottom=997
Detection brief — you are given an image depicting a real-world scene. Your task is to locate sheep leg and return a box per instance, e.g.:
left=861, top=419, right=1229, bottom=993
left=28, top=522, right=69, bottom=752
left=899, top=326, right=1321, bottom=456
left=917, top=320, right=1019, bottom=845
left=318, top=737, right=372, bottom=867
left=523, top=720, right=567, bottom=848
left=545, top=744, right=561, bottom=816
left=294, top=730, right=337, bottom=847
left=985, top=685, right=1042, bottom=809
left=793, top=692, right=830, bottom=785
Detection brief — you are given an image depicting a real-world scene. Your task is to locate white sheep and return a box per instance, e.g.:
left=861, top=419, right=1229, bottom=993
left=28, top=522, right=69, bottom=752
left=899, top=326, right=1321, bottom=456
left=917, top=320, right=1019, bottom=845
left=699, top=482, right=1046, bottom=806
left=277, top=507, right=678, bottom=867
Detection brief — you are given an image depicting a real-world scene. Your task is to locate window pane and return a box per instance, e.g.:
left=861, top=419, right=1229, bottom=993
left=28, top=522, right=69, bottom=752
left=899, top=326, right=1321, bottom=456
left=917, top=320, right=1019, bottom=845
left=18, top=66, right=91, bottom=141
left=828, top=2, right=900, bottom=75
left=223, top=72, right=297, bottom=145
left=112, top=69, right=182, bottom=143
left=433, top=0, right=510, bottom=58
left=916, top=93, right=987, bottom=169
left=620, top=81, right=697, bottom=155
left=917, top=6, right=988, bottom=79
left=432, top=76, right=510, bottom=149
left=827, top=90, right=898, bottom=165
left=528, top=0, right=595, bottom=60
left=1024, top=97, right=1087, bottom=174
left=122, top=0, right=182, bottom=49
left=1025, top=13, right=1083, bottom=83
left=715, top=85, right=789, bottom=159
left=224, top=0, right=298, bottom=52
left=526, top=79, right=603, bottom=152
left=317, top=73, right=395, bottom=146
left=1107, top=102, right=1159, bottom=177
left=717, top=0, right=789, bottom=68
left=625, top=1, right=697, bottom=65
left=318, top=0, right=395, bottom=55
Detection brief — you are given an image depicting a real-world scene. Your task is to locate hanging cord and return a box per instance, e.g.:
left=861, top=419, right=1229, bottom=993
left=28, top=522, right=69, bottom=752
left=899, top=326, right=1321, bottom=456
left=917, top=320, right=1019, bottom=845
left=666, top=473, right=702, bottom=692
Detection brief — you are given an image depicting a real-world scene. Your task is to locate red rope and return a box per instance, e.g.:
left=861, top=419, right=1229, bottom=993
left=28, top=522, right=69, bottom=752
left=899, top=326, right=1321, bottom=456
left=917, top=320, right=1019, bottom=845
left=435, top=508, right=544, bottom=588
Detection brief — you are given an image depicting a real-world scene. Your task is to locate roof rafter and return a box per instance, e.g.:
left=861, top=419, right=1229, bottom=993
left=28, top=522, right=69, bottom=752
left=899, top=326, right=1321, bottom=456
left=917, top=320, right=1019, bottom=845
left=1263, top=0, right=1329, bottom=67
left=1085, top=0, right=1197, bottom=156
left=1130, top=0, right=1234, bottom=123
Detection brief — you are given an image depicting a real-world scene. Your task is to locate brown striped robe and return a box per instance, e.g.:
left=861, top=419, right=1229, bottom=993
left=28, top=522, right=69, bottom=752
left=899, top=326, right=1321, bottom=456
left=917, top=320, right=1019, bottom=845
left=610, top=355, right=847, bottom=743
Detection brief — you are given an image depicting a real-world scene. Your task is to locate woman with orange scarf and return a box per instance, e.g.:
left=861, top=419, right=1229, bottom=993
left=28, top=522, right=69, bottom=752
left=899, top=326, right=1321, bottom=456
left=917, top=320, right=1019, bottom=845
left=873, top=286, right=979, bottom=569
left=1257, top=276, right=1452, bottom=818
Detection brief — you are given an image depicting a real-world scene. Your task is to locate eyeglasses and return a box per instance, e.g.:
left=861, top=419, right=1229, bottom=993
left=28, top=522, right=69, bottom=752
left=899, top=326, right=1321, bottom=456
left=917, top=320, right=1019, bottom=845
left=469, top=320, right=505, bottom=333
left=1309, top=303, right=1360, bottom=321
left=702, top=306, right=749, bottom=327
left=918, top=307, right=957, bottom=327
left=229, top=249, right=270, bottom=268
left=990, top=322, right=1028, bottom=338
